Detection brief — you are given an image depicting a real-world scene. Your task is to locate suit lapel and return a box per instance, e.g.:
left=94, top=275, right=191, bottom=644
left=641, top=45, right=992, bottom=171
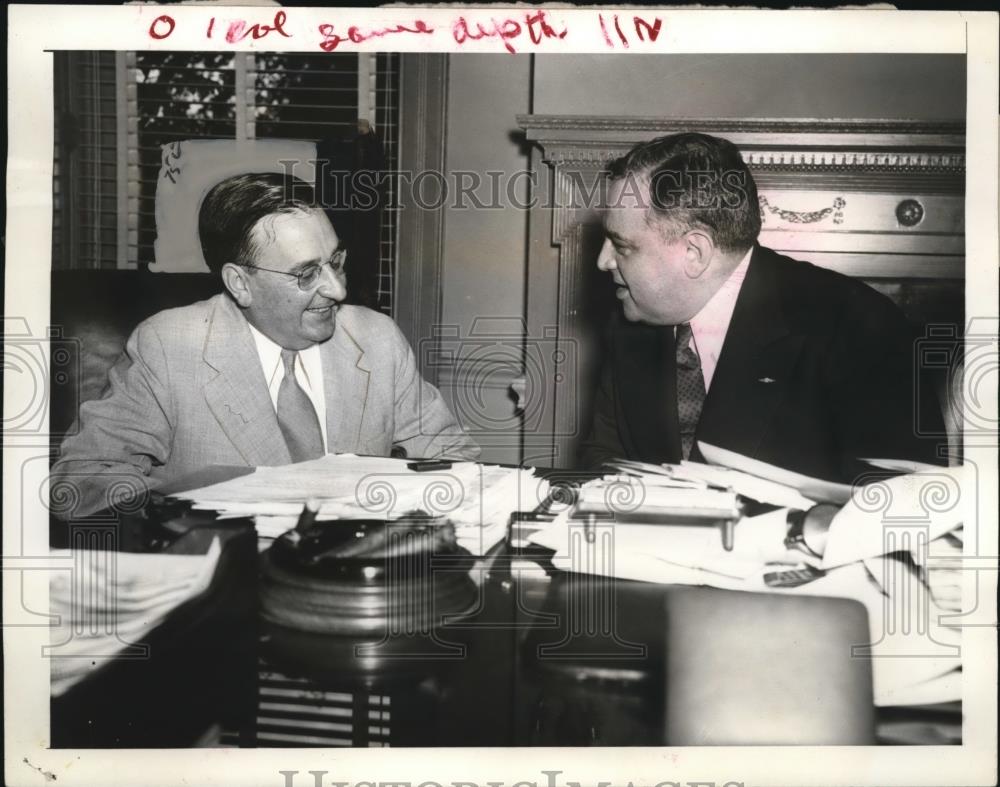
left=321, top=316, right=371, bottom=453
left=202, top=295, right=291, bottom=467
left=697, top=246, right=805, bottom=460
left=614, top=319, right=680, bottom=463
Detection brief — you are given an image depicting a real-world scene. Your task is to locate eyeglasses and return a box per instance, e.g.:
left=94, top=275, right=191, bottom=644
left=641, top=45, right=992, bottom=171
left=245, top=250, right=347, bottom=291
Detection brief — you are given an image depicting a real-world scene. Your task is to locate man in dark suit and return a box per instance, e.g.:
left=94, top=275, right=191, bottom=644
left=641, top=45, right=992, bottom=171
left=579, top=133, right=945, bottom=483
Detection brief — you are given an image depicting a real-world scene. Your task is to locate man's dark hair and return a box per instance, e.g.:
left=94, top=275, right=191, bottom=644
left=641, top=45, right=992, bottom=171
left=198, top=172, right=318, bottom=276
left=607, top=132, right=761, bottom=253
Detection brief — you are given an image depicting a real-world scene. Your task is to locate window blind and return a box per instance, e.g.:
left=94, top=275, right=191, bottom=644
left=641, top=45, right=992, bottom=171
left=133, top=51, right=238, bottom=267
left=53, top=51, right=400, bottom=313
left=52, top=52, right=119, bottom=270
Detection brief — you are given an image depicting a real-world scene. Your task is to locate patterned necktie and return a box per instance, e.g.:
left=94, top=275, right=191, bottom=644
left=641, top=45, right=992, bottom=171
left=675, top=323, right=706, bottom=460
left=276, top=349, right=324, bottom=462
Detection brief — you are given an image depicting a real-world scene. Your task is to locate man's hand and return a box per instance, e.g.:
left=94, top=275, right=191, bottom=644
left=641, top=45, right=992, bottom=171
left=923, top=530, right=964, bottom=613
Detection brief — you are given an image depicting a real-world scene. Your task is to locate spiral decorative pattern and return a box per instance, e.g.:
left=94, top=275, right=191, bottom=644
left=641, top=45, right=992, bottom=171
left=531, top=478, right=554, bottom=510
left=851, top=480, right=893, bottom=514
left=106, top=478, right=149, bottom=514
left=918, top=475, right=961, bottom=515
left=422, top=477, right=463, bottom=514
left=48, top=478, right=82, bottom=517
left=356, top=478, right=397, bottom=514
left=603, top=477, right=644, bottom=514
left=547, top=481, right=579, bottom=513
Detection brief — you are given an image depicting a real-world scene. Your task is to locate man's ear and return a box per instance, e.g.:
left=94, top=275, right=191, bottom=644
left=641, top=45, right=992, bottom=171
left=221, top=263, right=253, bottom=307
left=682, top=231, right=716, bottom=278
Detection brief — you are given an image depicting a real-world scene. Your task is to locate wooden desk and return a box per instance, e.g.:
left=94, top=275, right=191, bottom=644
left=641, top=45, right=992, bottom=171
left=49, top=516, right=258, bottom=748
left=255, top=549, right=882, bottom=747
left=48, top=467, right=960, bottom=747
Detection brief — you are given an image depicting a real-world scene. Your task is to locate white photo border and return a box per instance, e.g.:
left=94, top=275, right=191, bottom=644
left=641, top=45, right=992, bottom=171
left=4, top=6, right=998, bottom=787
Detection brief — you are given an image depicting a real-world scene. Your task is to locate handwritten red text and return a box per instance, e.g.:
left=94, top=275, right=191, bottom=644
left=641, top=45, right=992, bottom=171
left=599, top=13, right=662, bottom=49
left=317, top=19, right=433, bottom=52
left=452, top=10, right=567, bottom=54
left=148, top=14, right=176, bottom=40
left=203, top=10, right=291, bottom=43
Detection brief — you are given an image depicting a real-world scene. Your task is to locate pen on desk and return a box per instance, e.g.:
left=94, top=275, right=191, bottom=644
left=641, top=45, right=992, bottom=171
left=408, top=459, right=453, bottom=472
left=295, top=498, right=320, bottom=534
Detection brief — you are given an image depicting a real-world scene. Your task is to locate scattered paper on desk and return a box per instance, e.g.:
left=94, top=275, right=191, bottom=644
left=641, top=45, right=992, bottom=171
left=527, top=490, right=963, bottom=706
left=48, top=538, right=222, bottom=697
left=605, top=448, right=839, bottom=510
left=822, top=464, right=968, bottom=569
left=853, top=554, right=963, bottom=706
left=173, top=454, right=547, bottom=556
left=859, top=457, right=944, bottom=474
left=698, top=442, right=853, bottom=505
left=677, top=461, right=816, bottom=510
left=603, top=458, right=677, bottom=477
left=178, top=454, right=412, bottom=505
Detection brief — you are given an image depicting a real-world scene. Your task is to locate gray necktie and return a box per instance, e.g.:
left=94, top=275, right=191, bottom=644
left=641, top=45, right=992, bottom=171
left=675, top=323, right=706, bottom=460
left=277, top=349, right=324, bottom=462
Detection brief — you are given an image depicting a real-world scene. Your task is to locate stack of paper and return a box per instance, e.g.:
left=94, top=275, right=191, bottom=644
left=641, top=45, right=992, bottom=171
left=602, top=450, right=829, bottom=511
left=48, top=538, right=222, bottom=697
left=697, top=442, right=854, bottom=505
left=527, top=450, right=968, bottom=707
left=172, top=454, right=548, bottom=556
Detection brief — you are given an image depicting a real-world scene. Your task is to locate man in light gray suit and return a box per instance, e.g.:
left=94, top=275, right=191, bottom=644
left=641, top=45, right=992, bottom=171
left=52, top=172, right=478, bottom=518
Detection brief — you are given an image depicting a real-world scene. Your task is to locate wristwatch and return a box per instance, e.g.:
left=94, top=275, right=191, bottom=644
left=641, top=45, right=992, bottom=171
left=784, top=503, right=838, bottom=559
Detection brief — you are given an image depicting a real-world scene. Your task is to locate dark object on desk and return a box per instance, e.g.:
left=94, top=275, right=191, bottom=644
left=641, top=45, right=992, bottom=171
left=294, top=498, right=320, bottom=534
left=521, top=577, right=875, bottom=745
left=50, top=490, right=220, bottom=553
left=664, top=588, right=875, bottom=745
left=785, top=502, right=838, bottom=559
left=762, top=563, right=827, bottom=588
left=876, top=700, right=962, bottom=745
left=408, top=459, right=453, bottom=472
left=261, top=514, right=477, bottom=636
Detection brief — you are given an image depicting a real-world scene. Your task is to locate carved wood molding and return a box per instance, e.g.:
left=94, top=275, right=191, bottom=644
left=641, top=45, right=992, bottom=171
left=518, top=115, right=965, bottom=135
left=517, top=115, right=966, bottom=176
left=522, top=114, right=968, bottom=246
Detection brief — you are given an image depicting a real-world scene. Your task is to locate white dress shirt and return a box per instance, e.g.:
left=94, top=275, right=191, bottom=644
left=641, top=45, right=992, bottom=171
left=688, top=248, right=753, bottom=391
left=247, top=324, right=329, bottom=452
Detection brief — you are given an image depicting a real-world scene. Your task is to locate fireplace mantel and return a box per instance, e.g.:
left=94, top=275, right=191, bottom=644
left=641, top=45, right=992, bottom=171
left=517, top=115, right=965, bottom=466
left=517, top=115, right=964, bottom=163
left=517, top=113, right=965, bottom=274
left=517, top=114, right=965, bottom=193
